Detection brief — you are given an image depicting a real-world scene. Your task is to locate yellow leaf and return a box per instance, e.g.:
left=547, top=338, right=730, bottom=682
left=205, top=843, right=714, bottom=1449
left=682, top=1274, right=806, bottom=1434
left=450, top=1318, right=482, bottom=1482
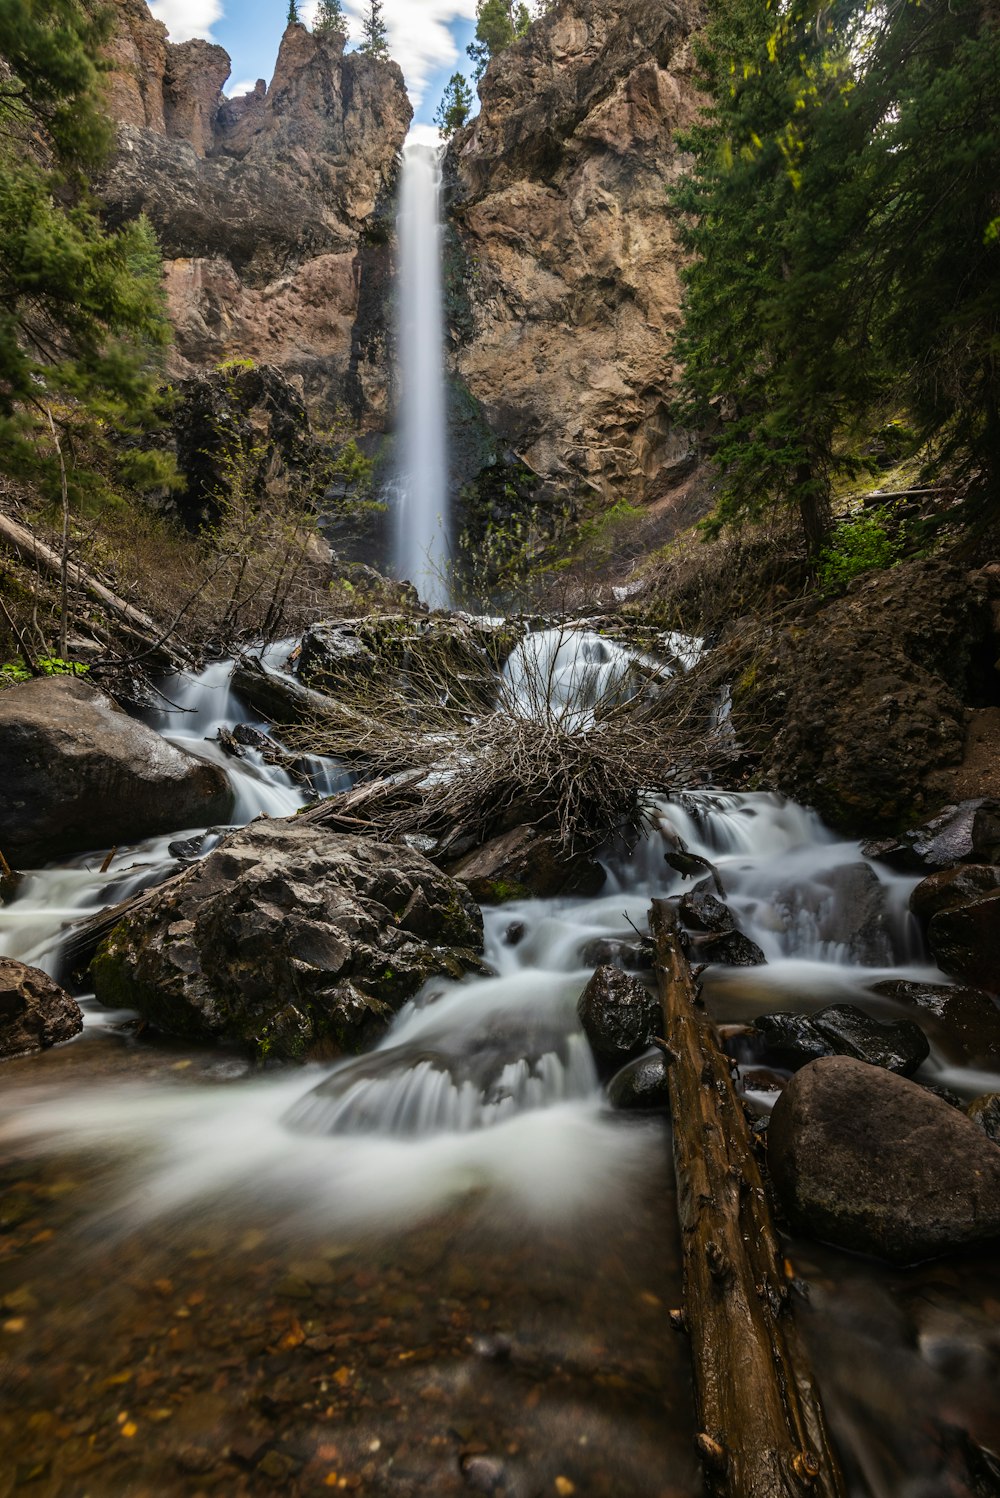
left=333, top=1366, right=352, bottom=1387
left=121, top=1422, right=138, bottom=1439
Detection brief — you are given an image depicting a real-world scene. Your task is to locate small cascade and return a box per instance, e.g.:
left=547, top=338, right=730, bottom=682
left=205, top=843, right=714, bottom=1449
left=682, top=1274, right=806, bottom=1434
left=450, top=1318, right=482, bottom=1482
left=499, top=625, right=656, bottom=726
left=395, top=143, right=449, bottom=608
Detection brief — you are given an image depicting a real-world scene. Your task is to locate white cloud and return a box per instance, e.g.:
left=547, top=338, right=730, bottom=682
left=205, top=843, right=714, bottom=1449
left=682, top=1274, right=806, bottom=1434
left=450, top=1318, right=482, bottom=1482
left=148, top=0, right=223, bottom=45
left=407, top=121, right=444, bottom=148
left=225, top=78, right=259, bottom=97
left=343, top=0, right=478, bottom=110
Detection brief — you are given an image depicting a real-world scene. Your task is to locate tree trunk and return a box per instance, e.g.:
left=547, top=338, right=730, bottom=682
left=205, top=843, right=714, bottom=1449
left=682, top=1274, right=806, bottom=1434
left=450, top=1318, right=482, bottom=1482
left=649, top=898, right=845, bottom=1498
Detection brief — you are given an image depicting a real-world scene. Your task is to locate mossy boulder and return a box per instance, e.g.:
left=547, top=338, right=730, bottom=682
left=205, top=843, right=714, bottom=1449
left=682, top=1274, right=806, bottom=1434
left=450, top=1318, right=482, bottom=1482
left=91, top=821, right=484, bottom=1061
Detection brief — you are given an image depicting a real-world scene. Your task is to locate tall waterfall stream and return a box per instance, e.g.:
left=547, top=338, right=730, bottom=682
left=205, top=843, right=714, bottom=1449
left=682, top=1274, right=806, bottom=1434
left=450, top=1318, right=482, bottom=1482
left=1, top=631, right=999, bottom=1495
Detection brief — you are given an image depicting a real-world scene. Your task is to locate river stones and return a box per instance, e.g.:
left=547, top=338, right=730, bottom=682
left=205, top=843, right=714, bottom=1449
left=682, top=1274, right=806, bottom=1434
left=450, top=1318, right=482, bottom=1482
left=576, top=965, right=659, bottom=1075
left=928, top=889, right=1000, bottom=991
left=678, top=881, right=735, bottom=933
left=910, top=864, right=1000, bottom=924
left=768, top=1056, right=1000, bottom=1263
left=871, top=979, right=1000, bottom=1068
left=862, top=799, right=998, bottom=872
left=753, top=1004, right=929, bottom=1076
left=91, top=822, right=484, bottom=1061
left=449, top=824, right=605, bottom=903
left=606, top=1050, right=671, bottom=1112
left=0, top=957, right=83, bottom=1060
left=0, top=676, right=233, bottom=865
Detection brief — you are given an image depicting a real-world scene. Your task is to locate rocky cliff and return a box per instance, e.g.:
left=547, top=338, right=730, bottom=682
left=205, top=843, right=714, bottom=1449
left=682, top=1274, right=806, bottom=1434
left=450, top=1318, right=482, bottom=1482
left=100, top=0, right=411, bottom=421
left=446, top=0, right=703, bottom=507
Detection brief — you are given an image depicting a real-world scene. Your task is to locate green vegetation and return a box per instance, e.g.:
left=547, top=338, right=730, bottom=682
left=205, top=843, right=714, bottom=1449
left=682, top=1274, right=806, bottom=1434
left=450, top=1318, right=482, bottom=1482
left=313, top=0, right=347, bottom=39
left=434, top=73, right=474, bottom=138
left=0, top=654, right=88, bottom=689
left=357, top=0, right=389, bottom=60
left=467, top=0, right=532, bottom=80
left=672, top=0, right=1000, bottom=553
left=816, top=506, right=907, bottom=593
left=285, top=0, right=299, bottom=26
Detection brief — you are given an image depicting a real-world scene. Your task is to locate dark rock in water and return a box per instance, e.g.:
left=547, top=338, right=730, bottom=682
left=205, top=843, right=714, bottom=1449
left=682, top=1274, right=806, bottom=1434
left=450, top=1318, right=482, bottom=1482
left=871, top=979, right=1000, bottom=1068
left=863, top=799, right=998, bottom=873
left=740, top=1067, right=788, bottom=1097
left=0, top=676, right=233, bottom=866
left=503, top=921, right=526, bottom=947
left=665, top=850, right=725, bottom=891
left=692, top=930, right=766, bottom=967
left=450, top=824, right=605, bottom=904
left=772, top=861, right=893, bottom=965
left=910, top=864, right=1000, bottom=925
left=678, top=880, right=735, bottom=934
left=91, top=822, right=483, bottom=1061
left=607, top=1050, right=671, bottom=1111
left=580, top=937, right=653, bottom=973
left=929, top=890, right=1000, bottom=991
left=768, top=1055, right=1000, bottom=1263
left=753, top=1012, right=834, bottom=1069
left=753, top=1004, right=929, bottom=1076
left=167, top=827, right=229, bottom=863
left=577, top=965, right=659, bottom=1076
left=968, top=1093, right=1000, bottom=1144
left=0, top=958, right=83, bottom=1060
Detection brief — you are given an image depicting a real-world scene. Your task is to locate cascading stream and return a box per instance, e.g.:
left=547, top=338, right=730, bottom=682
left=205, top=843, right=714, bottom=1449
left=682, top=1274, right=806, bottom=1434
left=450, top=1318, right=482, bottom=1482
left=394, top=142, right=449, bottom=608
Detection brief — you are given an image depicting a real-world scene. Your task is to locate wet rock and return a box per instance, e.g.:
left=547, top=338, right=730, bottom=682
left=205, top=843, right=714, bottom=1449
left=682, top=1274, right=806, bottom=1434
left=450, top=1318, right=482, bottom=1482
left=871, top=979, right=1000, bottom=1069
left=753, top=1004, right=929, bottom=1076
left=606, top=1050, right=671, bottom=1112
left=910, top=865, right=1000, bottom=925
left=450, top=824, right=606, bottom=904
left=579, top=937, right=653, bottom=972
left=772, top=861, right=893, bottom=964
left=91, top=822, right=483, bottom=1060
left=692, top=930, right=766, bottom=966
left=768, top=1056, right=1000, bottom=1263
left=928, top=890, right=1000, bottom=991
left=678, top=880, right=735, bottom=934
left=968, top=1094, right=1000, bottom=1144
left=576, top=965, right=659, bottom=1076
left=461, top=1454, right=506, bottom=1493
left=0, top=676, right=233, bottom=865
left=0, top=958, right=83, bottom=1060
left=503, top=921, right=526, bottom=947
left=863, top=799, right=999, bottom=872
left=167, top=828, right=229, bottom=863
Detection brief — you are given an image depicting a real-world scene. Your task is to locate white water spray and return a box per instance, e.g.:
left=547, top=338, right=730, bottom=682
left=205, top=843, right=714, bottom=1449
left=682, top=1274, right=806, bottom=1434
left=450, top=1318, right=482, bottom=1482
left=395, top=142, right=449, bottom=608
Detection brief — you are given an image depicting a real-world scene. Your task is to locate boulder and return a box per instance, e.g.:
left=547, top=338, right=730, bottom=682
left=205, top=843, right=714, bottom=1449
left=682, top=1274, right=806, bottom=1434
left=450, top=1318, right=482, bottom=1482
left=0, top=676, right=233, bottom=865
left=862, top=800, right=994, bottom=872
left=449, top=824, right=605, bottom=904
left=968, top=1093, right=1000, bottom=1145
left=91, top=821, right=483, bottom=1060
left=0, top=958, right=83, bottom=1060
left=691, top=930, right=766, bottom=966
left=678, top=880, right=735, bottom=934
left=910, top=864, right=1000, bottom=925
left=606, top=1050, right=671, bottom=1112
left=753, top=1004, right=929, bottom=1076
left=928, top=890, right=1000, bottom=991
left=771, top=861, right=893, bottom=964
left=576, top=965, right=659, bottom=1076
left=767, top=1056, right=1000, bottom=1263
left=871, top=979, right=1000, bottom=1068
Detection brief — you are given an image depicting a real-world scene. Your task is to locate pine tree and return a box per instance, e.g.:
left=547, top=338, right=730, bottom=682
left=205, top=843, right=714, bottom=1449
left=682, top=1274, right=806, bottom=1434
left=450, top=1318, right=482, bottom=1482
left=358, top=0, right=389, bottom=60
left=0, top=0, right=172, bottom=500
left=467, top=0, right=532, bottom=81
left=286, top=0, right=299, bottom=26
left=313, top=0, right=347, bottom=39
left=433, top=73, right=474, bottom=138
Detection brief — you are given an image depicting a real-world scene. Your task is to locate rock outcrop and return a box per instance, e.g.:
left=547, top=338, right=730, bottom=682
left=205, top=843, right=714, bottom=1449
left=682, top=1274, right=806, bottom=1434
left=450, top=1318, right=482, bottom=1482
left=446, top=0, right=703, bottom=506
left=0, top=958, right=83, bottom=1060
left=91, top=821, right=484, bottom=1060
left=101, top=3, right=412, bottom=418
left=0, top=676, right=233, bottom=866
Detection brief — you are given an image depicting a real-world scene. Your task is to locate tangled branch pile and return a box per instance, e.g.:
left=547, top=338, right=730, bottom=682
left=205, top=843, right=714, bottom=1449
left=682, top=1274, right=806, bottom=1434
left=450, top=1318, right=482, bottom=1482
left=284, top=622, right=753, bottom=856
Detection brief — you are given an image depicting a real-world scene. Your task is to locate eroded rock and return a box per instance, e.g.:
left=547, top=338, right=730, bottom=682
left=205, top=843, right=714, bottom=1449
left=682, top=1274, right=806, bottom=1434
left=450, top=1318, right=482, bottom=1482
left=968, top=1094, right=1000, bottom=1145
left=768, top=1056, right=1000, bottom=1263
left=910, top=864, right=1000, bottom=925
left=576, top=965, right=659, bottom=1075
left=871, top=979, right=1000, bottom=1069
left=0, top=958, right=83, bottom=1060
left=928, top=891, right=1000, bottom=992
left=449, top=825, right=605, bottom=904
left=0, top=676, right=233, bottom=865
left=606, top=1049, right=671, bottom=1112
left=91, top=821, right=483, bottom=1060
left=753, top=1004, right=929, bottom=1076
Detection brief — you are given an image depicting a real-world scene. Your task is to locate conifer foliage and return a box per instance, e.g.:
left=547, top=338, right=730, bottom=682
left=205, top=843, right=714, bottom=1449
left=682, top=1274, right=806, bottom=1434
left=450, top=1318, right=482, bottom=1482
left=672, top=0, right=1000, bottom=546
left=434, top=73, right=474, bottom=138
left=0, top=0, right=172, bottom=498
left=358, top=0, right=390, bottom=60
left=467, top=0, right=532, bottom=81
left=313, top=0, right=347, bottom=39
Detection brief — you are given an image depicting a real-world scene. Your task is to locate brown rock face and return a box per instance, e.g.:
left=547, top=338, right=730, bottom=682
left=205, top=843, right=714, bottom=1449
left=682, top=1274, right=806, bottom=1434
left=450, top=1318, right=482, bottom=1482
left=101, top=11, right=412, bottom=417
left=0, top=958, right=83, bottom=1061
left=447, top=0, right=703, bottom=503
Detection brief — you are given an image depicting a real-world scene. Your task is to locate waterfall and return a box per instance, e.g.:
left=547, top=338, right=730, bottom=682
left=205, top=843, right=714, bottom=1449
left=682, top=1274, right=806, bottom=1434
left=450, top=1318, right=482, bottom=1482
left=395, top=142, right=449, bottom=608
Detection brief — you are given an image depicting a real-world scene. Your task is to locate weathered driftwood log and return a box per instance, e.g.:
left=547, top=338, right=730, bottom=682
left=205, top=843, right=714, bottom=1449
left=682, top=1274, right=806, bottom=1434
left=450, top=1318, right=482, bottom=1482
left=0, top=509, right=192, bottom=668
left=297, top=768, right=429, bottom=832
left=649, top=897, right=845, bottom=1498
left=230, top=656, right=339, bottom=727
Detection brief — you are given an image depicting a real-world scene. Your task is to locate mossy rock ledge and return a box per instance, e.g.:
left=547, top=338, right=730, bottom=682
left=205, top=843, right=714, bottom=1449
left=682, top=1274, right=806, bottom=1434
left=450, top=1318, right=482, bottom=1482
left=91, top=822, right=484, bottom=1061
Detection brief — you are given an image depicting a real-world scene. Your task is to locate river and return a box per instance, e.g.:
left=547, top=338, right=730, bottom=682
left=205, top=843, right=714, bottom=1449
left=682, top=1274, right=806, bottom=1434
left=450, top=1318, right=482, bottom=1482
left=1, top=631, right=999, bottom=1496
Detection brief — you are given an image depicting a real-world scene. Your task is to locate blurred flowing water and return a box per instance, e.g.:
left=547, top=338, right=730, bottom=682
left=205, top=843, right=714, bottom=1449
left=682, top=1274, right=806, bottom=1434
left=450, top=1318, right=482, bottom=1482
left=1, top=631, right=999, bottom=1496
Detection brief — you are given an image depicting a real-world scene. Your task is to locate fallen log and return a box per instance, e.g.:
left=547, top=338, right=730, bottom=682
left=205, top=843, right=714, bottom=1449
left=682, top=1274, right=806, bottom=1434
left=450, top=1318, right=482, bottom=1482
left=230, top=655, right=340, bottom=727
left=297, top=767, right=429, bottom=831
left=649, top=897, right=845, bottom=1498
left=0, top=509, right=192, bottom=668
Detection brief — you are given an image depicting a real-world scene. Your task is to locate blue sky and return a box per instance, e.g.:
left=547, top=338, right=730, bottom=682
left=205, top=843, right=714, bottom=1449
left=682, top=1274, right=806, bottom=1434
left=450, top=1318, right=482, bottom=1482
left=148, top=0, right=479, bottom=132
